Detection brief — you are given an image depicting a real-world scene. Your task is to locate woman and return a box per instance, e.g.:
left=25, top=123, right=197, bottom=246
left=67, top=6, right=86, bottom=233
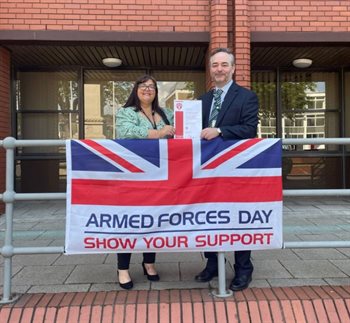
left=116, top=75, right=175, bottom=289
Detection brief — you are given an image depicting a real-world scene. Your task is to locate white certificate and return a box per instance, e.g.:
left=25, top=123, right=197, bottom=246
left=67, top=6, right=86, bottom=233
left=174, top=100, right=202, bottom=139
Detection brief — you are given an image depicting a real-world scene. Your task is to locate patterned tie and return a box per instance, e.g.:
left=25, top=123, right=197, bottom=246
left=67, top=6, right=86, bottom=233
left=209, top=89, right=223, bottom=127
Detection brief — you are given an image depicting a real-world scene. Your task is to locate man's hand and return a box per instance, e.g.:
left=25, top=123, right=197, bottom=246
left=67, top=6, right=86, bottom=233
left=200, top=127, right=220, bottom=140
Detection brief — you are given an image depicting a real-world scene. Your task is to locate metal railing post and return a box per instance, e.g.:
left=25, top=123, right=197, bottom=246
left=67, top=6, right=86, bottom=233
left=212, top=252, right=233, bottom=297
left=0, top=137, right=19, bottom=304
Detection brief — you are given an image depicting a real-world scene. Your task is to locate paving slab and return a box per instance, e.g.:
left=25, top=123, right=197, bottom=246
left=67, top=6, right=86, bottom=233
left=281, top=260, right=348, bottom=278
left=48, top=240, right=65, bottom=247
left=0, top=230, right=44, bottom=240
left=178, top=262, right=227, bottom=282
left=36, top=230, right=65, bottom=240
left=53, top=254, right=107, bottom=266
left=0, top=284, right=30, bottom=294
left=0, top=266, right=23, bottom=284
left=283, top=218, right=316, bottom=225
left=314, top=205, right=350, bottom=211
left=30, top=221, right=65, bottom=231
left=243, top=279, right=271, bottom=288
left=324, top=277, right=350, bottom=285
left=90, top=282, right=150, bottom=291
left=307, top=218, right=350, bottom=225
left=104, top=253, right=142, bottom=264
left=27, top=284, right=91, bottom=294
left=155, top=251, right=204, bottom=263
left=11, top=223, right=38, bottom=230
left=334, top=232, right=350, bottom=240
left=12, top=254, right=60, bottom=266
left=330, top=259, right=350, bottom=275
left=336, top=248, right=350, bottom=257
left=11, top=265, right=75, bottom=285
left=296, top=233, right=340, bottom=241
left=12, top=240, right=54, bottom=247
left=282, top=233, right=302, bottom=241
left=65, top=264, right=117, bottom=284
left=153, top=263, right=180, bottom=282
left=253, top=260, right=293, bottom=279
left=293, top=248, right=348, bottom=260
left=251, top=249, right=300, bottom=261
left=153, top=281, right=209, bottom=290
left=268, top=278, right=327, bottom=287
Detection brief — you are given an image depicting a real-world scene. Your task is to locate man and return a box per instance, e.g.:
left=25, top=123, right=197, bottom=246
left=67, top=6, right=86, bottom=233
left=196, top=48, right=259, bottom=291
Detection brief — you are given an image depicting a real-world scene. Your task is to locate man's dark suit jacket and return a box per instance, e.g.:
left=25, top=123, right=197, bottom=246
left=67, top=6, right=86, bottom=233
left=201, top=81, right=259, bottom=139
left=199, top=80, right=259, bottom=276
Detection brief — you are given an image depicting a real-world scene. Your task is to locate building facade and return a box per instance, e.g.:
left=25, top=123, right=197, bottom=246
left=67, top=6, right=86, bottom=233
left=1, top=1, right=350, bottom=212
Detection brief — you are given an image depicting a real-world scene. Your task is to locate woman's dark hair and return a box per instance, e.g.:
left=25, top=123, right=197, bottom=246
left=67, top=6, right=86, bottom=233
left=123, top=75, right=170, bottom=125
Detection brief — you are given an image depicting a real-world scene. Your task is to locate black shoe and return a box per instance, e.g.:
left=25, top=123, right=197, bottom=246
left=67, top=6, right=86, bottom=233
left=195, top=268, right=218, bottom=282
left=119, top=280, right=133, bottom=290
left=229, top=274, right=252, bottom=291
left=142, top=262, right=160, bottom=281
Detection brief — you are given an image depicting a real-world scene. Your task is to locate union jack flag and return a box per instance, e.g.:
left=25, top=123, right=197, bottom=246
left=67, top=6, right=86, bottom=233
left=67, top=138, right=282, bottom=206
left=65, top=138, right=283, bottom=254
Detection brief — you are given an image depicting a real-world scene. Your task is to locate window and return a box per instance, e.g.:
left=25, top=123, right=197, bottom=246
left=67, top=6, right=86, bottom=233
left=251, top=72, right=277, bottom=138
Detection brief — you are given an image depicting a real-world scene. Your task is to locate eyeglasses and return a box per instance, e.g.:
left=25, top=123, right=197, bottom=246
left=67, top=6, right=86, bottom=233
left=139, top=84, right=156, bottom=91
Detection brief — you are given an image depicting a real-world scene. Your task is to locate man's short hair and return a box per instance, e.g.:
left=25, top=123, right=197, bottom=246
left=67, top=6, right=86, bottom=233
left=209, top=48, right=235, bottom=66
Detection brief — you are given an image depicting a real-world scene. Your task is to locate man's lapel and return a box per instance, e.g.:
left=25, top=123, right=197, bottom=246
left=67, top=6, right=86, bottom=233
left=202, top=90, right=214, bottom=128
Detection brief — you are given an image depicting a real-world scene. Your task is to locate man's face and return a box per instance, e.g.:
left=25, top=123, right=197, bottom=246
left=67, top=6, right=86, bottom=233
left=209, top=52, right=235, bottom=87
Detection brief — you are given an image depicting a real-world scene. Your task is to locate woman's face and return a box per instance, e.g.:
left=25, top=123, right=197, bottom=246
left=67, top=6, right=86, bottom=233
left=137, top=80, right=157, bottom=106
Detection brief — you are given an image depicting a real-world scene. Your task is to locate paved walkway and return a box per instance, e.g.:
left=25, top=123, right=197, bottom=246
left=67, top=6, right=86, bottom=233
left=1, top=196, right=350, bottom=322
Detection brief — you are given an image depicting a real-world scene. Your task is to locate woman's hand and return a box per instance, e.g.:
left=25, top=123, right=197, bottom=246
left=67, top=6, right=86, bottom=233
left=159, top=125, right=175, bottom=138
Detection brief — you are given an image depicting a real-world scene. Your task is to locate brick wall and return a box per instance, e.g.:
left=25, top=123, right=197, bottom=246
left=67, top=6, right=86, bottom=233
left=0, top=0, right=210, bottom=32
left=250, top=0, right=350, bottom=32
left=207, top=0, right=230, bottom=90
left=207, top=0, right=251, bottom=89
left=234, top=0, right=251, bottom=88
left=0, top=47, right=11, bottom=214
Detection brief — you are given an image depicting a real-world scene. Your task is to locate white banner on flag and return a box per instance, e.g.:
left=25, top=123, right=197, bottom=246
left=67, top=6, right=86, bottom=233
left=65, top=202, right=282, bottom=254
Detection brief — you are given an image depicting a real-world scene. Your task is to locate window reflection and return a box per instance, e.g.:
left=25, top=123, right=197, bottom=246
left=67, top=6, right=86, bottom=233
left=281, top=79, right=326, bottom=151
left=283, top=157, right=342, bottom=189
left=153, top=71, right=206, bottom=113
left=15, top=159, right=67, bottom=193
left=84, top=71, right=141, bottom=139
left=16, top=71, right=78, bottom=112
left=160, top=81, right=195, bottom=109
left=251, top=71, right=277, bottom=138
left=281, top=72, right=339, bottom=145
left=16, top=71, right=79, bottom=154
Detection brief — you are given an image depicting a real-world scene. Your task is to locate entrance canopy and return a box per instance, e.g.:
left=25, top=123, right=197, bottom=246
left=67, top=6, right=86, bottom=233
left=0, top=30, right=209, bottom=69
left=252, top=31, right=350, bottom=69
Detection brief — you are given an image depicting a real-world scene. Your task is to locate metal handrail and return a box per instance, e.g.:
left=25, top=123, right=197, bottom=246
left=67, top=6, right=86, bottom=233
left=1, top=137, right=350, bottom=302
